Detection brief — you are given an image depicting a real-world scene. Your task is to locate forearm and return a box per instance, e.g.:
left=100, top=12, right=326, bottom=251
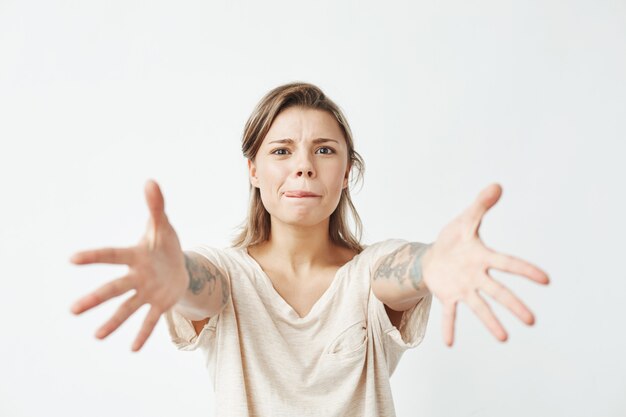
left=174, top=251, right=230, bottom=320
left=371, top=242, right=433, bottom=309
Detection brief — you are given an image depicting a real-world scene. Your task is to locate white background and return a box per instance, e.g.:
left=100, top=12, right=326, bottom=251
left=1, top=0, right=625, bottom=416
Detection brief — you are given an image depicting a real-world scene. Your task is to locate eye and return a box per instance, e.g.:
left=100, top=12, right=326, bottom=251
left=316, top=147, right=335, bottom=155
left=271, top=148, right=289, bottom=155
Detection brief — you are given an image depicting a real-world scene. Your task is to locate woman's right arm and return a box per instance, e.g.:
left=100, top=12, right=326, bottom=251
left=70, top=179, right=229, bottom=351
left=174, top=250, right=231, bottom=322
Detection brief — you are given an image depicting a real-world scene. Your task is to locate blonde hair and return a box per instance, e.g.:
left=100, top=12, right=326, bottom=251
left=230, top=82, right=365, bottom=253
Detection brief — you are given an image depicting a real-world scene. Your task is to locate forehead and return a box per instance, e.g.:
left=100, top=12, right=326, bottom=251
left=262, top=106, right=346, bottom=145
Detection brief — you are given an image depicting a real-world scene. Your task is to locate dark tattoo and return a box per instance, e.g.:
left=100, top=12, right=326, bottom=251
left=373, top=242, right=432, bottom=291
left=184, top=253, right=229, bottom=305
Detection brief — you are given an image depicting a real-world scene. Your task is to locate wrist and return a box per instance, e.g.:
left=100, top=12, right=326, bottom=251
left=421, top=243, right=435, bottom=293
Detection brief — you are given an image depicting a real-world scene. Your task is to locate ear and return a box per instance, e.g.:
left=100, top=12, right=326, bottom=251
left=342, top=164, right=351, bottom=189
left=248, top=159, right=260, bottom=188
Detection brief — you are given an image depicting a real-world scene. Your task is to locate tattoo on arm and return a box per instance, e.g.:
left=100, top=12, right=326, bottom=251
left=184, top=253, right=230, bottom=305
left=373, top=243, right=432, bottom=291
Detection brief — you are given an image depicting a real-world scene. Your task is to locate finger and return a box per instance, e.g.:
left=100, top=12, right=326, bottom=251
left=442, top=301, right=457, bottom=347
left=465, top=291, right=508, bottom=342
left=95, top=293, right=144, bottom=339
left=462, top=183, right=502, bottom=234
left=486, top=250, right=550, bottom=285
left=144, top=179, right=168, bottom=226
left=480, top=274, right=536, bottom=325
left=144, top=179, right=168, bottom=251
left=70, top=276, right=134, bottom=315
left=131, top=306, right=162, bottom=352
left=70, top=246, right=135, bottom=266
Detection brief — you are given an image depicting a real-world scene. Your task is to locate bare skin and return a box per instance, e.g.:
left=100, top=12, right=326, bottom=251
left=69, top=180, right=229, bottom=351
left=371, top=183, right=550, bottom=346
left=246, top=242, right=357, bottom=319
left=422, top=183, right=550, bottom=346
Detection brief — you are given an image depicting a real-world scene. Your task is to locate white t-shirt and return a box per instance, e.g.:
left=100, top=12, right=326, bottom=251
left=164, top=238, right=433, bottom=417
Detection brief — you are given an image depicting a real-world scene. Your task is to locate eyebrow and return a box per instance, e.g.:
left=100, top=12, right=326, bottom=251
left=267, top=138, right=340, bottom=145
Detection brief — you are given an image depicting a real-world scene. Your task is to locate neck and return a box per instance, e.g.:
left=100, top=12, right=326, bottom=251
left=254, top=216, right=335, bottom=275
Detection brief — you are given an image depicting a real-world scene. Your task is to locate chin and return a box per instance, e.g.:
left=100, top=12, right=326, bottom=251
left=272, top=211, right=331, bottom=228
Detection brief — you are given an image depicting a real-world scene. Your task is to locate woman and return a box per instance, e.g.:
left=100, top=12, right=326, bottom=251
left=70, top=82, right=550, bottom=416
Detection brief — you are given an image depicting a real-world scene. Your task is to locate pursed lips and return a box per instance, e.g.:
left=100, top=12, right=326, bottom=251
left=283, top=190, right=321, bottom=198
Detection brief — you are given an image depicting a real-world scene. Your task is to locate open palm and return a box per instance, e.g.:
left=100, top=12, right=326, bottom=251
left=69, top=180, right=189, bottom=351
left=422, top=183, right=550, bottom=346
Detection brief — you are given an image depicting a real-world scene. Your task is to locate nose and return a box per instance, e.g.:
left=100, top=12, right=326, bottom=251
left=294, top=152, right=315, bottom=178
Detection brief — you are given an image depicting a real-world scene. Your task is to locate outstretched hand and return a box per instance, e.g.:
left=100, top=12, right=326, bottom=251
left=421, top=183, right=550, bottom=347
left=69, top=180, right=189, bottom=352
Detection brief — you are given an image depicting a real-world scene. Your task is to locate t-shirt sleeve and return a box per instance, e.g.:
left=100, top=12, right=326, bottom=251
left=370, top=288, right=433, bottom=349
left=366, top=239, right=434, bottom=373
left=163, top=245, right=229, bottom=352
left=163, top=307, right=217, bottom=351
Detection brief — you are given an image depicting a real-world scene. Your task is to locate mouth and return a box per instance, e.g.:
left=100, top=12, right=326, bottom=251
left=283, top=190, right=321, bottom=198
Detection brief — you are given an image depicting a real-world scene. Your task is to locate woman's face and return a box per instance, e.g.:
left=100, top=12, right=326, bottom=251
left=248, top=106, right=350, bottom=228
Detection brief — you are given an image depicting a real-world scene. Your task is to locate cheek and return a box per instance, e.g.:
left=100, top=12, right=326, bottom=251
left=324, top=165, right=347, bottom=188
left=257, top=163, right=288, bottom=191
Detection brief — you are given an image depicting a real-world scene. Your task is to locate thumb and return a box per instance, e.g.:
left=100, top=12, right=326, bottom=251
left=144, top=179, right=169, bottom=226
left=465, top=182, right=502, bottom=230
left=473, top=182, right=502, bottom=213
left=462, top=183, right=502, bottom=236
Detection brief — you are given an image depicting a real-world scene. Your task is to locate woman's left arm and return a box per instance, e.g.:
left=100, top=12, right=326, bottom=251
left=372, top=183, right=550, bottom=346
